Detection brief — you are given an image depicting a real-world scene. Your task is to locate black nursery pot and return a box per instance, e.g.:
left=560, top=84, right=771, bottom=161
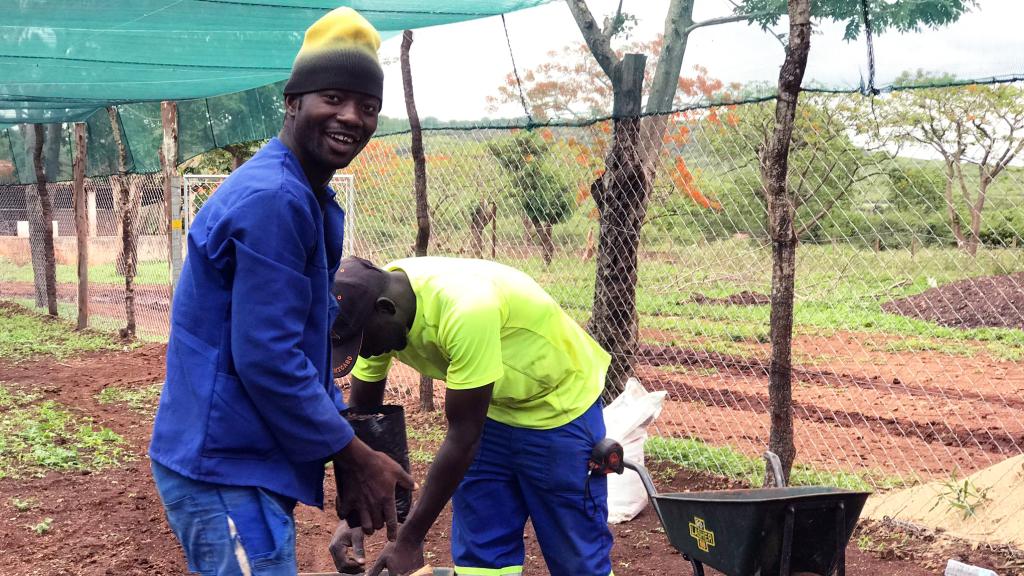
left=344, top=404, right=413, bottom=524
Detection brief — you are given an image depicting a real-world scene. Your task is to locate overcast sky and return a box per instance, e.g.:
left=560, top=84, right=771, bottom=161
left=373, top=0, right=1023, bottom=121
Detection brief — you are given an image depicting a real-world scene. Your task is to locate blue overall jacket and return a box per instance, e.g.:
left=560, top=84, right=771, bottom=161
left=149, top=138, right=353, bottom=507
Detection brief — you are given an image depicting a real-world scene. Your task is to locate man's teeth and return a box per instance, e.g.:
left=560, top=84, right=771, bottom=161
left=328, top=133, right=355, bottom=144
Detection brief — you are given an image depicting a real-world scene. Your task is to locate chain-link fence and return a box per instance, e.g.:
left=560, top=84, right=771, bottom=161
left=0, top=173, right=172, bottom=340
left=2, top=83, right=1022, bottom=534
left=338, top=85, right=1024, bottom=514
left=181, top=173, right=356, bottom=258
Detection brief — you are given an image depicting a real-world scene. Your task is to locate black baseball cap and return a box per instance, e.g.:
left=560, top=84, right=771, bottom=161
left=331, top=256, right=388, bottom=377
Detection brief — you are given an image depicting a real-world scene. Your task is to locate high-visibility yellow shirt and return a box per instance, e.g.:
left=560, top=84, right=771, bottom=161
left=351, top=257, right=609, bottom=429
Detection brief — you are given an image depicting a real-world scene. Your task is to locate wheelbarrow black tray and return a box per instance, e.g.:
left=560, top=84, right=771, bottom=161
left=652, top=487, right=870, bottom=576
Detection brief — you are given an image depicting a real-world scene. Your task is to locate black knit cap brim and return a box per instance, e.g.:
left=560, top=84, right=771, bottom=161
left=283, top=49, right=383, bottom=101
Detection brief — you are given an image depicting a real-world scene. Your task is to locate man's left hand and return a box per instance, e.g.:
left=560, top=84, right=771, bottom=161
left=366, top=538, right=425, bottom=576
left=329, top=522, right=366, bottom=574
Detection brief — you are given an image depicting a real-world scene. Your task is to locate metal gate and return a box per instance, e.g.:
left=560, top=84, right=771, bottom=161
left=181, top=173, right=357, bottom=261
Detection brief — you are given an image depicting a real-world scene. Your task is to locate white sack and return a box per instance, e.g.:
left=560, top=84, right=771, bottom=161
left=603, top=377, right=667, bottom=524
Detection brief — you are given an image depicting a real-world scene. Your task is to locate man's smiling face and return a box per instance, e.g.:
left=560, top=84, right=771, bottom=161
left=287, top=89, right=380, bottom=172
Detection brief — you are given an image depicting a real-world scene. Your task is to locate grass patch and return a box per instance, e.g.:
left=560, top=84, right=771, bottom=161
left=0, top=303, right=121, bottom=361
left=645, top=436, right=905, bottom=491
left=0, top=258, right=169, bottom=287
left=408, top=426, right=445, bottom=444
left=8, top=298, right=166, bottom=343
left=642, top=334, right=757, bottom=358
left=985, top=341, right=1024, bottom=362
left=96, top=383, right=162, bottom=415
left=0, top=383, right=130, bottom=479
left=455, top=244, right=1024, bottom=364
left=409, top=449, right=434, bottom=464
left=864, top=337, right=976, bottom=357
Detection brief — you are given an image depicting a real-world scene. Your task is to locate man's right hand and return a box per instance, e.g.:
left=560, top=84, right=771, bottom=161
left=333, top=437, right=415, bottom=539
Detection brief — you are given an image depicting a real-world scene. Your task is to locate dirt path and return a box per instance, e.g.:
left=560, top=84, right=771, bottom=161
left=1, top=281, right=170, bottom=336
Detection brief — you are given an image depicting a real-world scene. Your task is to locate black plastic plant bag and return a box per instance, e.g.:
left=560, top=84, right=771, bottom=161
left=344, top=404, right=413, bottom=525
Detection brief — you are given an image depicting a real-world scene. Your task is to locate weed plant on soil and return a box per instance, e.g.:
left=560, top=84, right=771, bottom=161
left=96, top=384, right=162, bottom=415
left=0, top=384, right=129, bottom=479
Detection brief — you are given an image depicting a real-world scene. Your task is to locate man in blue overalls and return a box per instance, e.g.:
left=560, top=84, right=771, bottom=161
left=148, top=8, right=412, bottom=575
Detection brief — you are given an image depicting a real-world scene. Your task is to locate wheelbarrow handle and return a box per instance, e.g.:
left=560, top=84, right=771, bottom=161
left=622, top=458, right=669, bottom=531
left=622, top=459, right=659, bottom=498
left=590, top=439, right=660, bottom=498
left=590, top=439, right=663, bottom=527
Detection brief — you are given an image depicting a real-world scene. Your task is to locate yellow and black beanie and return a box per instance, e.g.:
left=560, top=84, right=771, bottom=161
left=284, top=7, right=383, bottom=101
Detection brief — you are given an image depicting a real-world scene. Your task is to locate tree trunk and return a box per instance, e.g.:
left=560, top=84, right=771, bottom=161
left=639, top=0, right=695, bottom=173
left=538, top=221, right=554, bottom=266
left=757, top=0, right=811, bottom=485
left=404, top=31, right=430, bottom=260
left=31, top=124, right=58, bottom=316
left=24, top=182, right=47, bottom=308
left=108, top=107, right=140, bottom=339
left=44, top=124, right=62, bottom=182
left=22, top=126, right=46, bottom=308
left=470, top=200, right=496, bottom=258
left=74, top=123, right=89, bottom=330
left=491, top=205, right=497, bottom=258
left=402, top=29, right=435, bottom=413
left=588, top=54, right=649, bottom=398
left=942, top=161, right=966, bottom=249
left=224, top=143, right=247, bottom=170
left=966, top=177, right=989, bottom=257
left=115, top=176, right=143, bottom=338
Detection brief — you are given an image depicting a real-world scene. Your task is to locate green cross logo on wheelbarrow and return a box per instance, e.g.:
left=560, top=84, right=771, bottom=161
left=688, top=516, right=716, bottom=552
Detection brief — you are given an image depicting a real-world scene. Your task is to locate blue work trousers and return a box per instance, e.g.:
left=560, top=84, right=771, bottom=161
left=151, top=461, right=298, bottom=575
left=451, top=401, right=614, bottom=576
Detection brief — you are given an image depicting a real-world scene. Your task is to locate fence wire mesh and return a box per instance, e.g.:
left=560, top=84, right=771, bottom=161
left=336, top=85, right=1024, bottom=511
left=1, top=83, right=1023, bottom=531
left=0, top=173, right=172, bottom=340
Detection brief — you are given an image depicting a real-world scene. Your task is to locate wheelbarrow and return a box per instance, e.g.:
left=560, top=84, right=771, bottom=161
left=591, top=440, right=870, bottom=576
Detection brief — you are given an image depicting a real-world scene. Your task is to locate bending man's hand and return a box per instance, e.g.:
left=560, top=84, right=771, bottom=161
left=333, top=437, right=415, bottom=539
left=329, top=522, right=365, bottom=574
left=367, top=538, right=426, bottom=576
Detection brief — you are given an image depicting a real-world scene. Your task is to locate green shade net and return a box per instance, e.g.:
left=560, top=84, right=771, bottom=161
left=0, top=0, right=554, bottom=183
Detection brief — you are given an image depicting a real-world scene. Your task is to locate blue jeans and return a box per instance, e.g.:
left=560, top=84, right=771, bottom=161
left=451, top=401, right=613, bottom=576
left=151, top=461, right=298, bottom=575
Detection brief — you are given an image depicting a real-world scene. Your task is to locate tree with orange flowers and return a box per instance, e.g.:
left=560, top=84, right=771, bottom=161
left=487, top=131, right=574, bottom=266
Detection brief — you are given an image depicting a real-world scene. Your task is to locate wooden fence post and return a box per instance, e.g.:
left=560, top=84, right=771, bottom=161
left=73, top=123, right=89, bottom=329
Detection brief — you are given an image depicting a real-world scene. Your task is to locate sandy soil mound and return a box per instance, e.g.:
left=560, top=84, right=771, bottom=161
left=863, top=455, right=1024, bottom=548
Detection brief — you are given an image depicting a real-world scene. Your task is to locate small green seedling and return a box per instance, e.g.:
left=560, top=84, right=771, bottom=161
left=10, top=497, right=37, bottom=512
left=930, top=470, right=990, bottom=519
left=30, top=517, right=53, bottom=535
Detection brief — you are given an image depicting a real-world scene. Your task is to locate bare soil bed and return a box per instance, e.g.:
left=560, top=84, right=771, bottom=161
left=0, top=344, right=997, bottom=575
left=638, top=330, right=1024, bottom=481
left=883, top=272, right=1024, bottom=330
